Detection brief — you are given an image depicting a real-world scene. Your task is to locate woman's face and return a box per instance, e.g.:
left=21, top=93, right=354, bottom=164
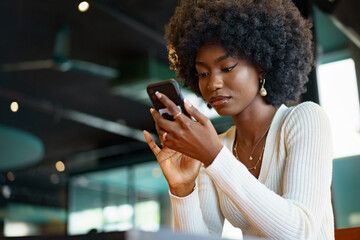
left=196, top=43, right=262, bottom=117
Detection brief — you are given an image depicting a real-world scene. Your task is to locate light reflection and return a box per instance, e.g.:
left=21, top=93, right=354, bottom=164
left=4, top=222, right=38, bottom=237
left=7, top=172, right=15, bottom=181
left=151, top=168, right=162, bottom=178
left=55, top=161, right=65, bottom=172
left=349, top=212, right=360, bottom=227
left=103, top=205, right=134, bottom=223
left=78, top=1, right=89, bottom=12
left=317, top=58, right=360, bottom=158
left=10, top=102, right=19, bottom=112
left=1, top=185, right=11, bottom=199
left=50, top=173, right=60, bottom=184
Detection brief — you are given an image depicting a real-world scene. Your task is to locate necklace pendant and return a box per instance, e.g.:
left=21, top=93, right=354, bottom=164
left=254, top=166, right=256, bottom=170
left=249, top=156, right=253, bottom=161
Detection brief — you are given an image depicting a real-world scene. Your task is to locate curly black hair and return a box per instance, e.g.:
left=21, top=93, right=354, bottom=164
left=164, top=0, right=314, bottom=107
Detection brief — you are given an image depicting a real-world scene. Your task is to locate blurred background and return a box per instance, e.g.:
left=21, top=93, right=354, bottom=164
left=0, top=0, right=359, bottom=238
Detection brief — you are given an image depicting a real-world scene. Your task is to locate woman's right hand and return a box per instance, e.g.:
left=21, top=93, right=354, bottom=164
left=143, top=130, right=201, bottom=197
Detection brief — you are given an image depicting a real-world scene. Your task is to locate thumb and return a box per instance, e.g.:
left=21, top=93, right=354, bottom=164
left=183, top=98, right=208, bottom=124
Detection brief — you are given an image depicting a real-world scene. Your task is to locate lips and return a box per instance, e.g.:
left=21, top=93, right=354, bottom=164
left=209, top=95, right=231, bottom=107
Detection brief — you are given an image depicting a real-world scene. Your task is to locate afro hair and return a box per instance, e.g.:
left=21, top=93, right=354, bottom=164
left=164, top=0, right=314, bottom=107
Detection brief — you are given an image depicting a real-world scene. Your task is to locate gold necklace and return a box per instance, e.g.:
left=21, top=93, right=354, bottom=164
left=234, top=124, right=271, bottom=161
left=234, top=143, right=265, bottom=170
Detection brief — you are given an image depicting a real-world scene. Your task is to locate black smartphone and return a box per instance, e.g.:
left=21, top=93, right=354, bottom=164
left=146, top=79, right=190, bottom=121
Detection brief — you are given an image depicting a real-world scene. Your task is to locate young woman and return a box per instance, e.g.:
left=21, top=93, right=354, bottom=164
left=143, top=0, right=334, bottom=239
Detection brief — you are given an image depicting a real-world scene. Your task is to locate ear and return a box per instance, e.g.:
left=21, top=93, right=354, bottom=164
left=256, top=65, right=264, bottom=80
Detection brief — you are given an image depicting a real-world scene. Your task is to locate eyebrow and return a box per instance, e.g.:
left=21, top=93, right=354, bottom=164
left=195, top=54, right=231, bottom=66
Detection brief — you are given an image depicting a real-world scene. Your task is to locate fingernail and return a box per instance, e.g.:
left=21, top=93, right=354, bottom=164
left=155, top=91, right=161, bottom=98
left=184, top=98, right=192, bottom=108
left=150, top=108, right=154, bottom=113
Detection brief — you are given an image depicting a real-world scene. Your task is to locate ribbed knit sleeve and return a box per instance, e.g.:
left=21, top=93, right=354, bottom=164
left=170, top=169, right=225, bottom=237
left=205, top=102, right=334, bottom=239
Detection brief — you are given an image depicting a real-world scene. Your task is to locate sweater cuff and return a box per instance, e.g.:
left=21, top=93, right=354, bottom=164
left=169, top=183, right=209, bottom=233
left=169, top=182, right=197, bottom=199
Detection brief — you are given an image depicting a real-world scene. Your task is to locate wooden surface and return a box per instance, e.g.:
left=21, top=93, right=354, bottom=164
left=335, top=227, right=360, bottom=240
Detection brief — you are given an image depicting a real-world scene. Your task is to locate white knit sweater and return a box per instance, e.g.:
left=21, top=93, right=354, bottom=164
left=170, top=102, right=334, bottom=239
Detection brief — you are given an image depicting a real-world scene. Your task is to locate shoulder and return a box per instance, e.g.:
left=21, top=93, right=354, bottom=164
left=291, top=101, right=325, bottom=114
left=282, top=101, right=331, bottom=137
left=286, top=101, right=329, bottom=124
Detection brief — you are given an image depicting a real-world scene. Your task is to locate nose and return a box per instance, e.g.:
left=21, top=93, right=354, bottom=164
left=207, top=73, right=223, bottom=91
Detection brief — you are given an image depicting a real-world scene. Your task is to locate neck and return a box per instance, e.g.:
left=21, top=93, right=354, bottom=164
left=232, top=97, right=277, bottom=146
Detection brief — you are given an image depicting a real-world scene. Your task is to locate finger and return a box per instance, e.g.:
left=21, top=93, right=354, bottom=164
left=150, top=108, right=164, bottom=139
left=151, top=107, right=177, bottom=135
left=183, top=98, right=209, bottom=125
left=155, top=91, right=182, bottom=118
left=153, top=124, right=166, bottom=148
left=143, top=130, right=161, bottom=155
left=150, top=108, right=162, bottom=123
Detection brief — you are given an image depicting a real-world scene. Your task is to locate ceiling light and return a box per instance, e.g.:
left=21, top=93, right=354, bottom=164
left=55, top=161, right=65, bottom=172
left=10, top=101, right=18, bottom=112
left=78, top=1, right=89, bottom=12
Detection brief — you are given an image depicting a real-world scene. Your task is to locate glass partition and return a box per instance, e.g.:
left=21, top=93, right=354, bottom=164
left=68, top=161, right=172, bottom=235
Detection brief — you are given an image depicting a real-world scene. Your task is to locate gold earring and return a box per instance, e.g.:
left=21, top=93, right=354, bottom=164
left=259, top=79, right=267, bottom=97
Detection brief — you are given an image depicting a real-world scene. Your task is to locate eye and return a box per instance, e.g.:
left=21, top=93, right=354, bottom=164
left=222, top=63, right=238, bottom=72
left=195, top=72, right=209, bottom=78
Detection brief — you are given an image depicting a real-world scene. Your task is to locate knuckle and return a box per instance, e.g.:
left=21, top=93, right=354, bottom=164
left=160, top=98, right=169, bottom=106
left=184, top=122, right=192, bottom=130
left=203, top=118, right=211, bottom=126
left=177, top=129, right=185, bottom=138
left=180, top=121, right=192, bottom=131
left=191, top=108, right=198, bottom=114
left=157, top=117, right=165, bottom=126
left=169, top=104, right=179, bottom=113
left=162, top=95, right=172, bottom=105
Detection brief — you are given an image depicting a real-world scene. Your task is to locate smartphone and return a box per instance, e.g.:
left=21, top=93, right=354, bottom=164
left=146, top=79, right=190, bottom=121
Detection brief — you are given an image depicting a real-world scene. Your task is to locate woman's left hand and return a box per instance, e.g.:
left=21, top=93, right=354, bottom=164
left=151, top=92, right=223, bottom=167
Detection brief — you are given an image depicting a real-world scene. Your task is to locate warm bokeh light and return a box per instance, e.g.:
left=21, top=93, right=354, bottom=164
left=55, top=161, right=66, bottom=172
left=78, top=1, right=89, bottom=12
left=7, top=172, right=15, bottom=181
left=151, top=168, right=162, bottom=178
left=10, top=101, right=19, bottom=112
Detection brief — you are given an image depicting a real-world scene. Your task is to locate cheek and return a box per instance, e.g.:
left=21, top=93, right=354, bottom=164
left=198, top=80, right=207, bottom=97
left=233, top=70, right=259, bottom=89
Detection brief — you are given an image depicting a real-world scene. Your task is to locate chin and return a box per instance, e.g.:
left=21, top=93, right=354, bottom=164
left=214, top=108, right=234, bottom=117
